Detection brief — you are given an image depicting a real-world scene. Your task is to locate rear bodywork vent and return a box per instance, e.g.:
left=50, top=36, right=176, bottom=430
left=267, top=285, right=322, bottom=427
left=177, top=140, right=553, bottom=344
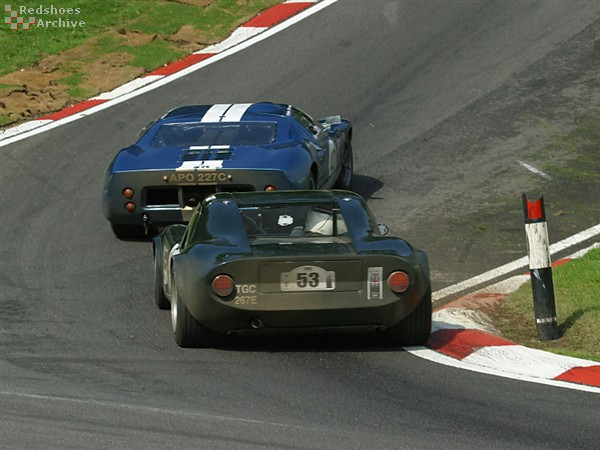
left=144, top=185, right=254, bottom=207
left=146, top=187, right=178, bottom=206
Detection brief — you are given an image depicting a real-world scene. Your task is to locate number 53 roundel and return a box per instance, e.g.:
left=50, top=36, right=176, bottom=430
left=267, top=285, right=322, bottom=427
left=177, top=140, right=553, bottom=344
left=281, top=265, right=336, bottom=291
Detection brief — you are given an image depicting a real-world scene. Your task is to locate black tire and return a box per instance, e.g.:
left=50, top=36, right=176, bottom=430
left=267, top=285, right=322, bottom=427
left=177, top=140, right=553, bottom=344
left=111, top=223, right=146, bottom=240
left=171, top=279, right=221, bottom=348
left=308, top=172, right=316, bottom=190
left=379, top=289, right=432, bottom=347
left=154, top=254, right=170, bottom=310
left=334, top=143, right=353, bottom=190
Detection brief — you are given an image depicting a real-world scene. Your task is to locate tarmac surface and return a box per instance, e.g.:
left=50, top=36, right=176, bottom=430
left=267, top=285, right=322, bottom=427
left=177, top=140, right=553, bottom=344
left=3, top=0, right=599, bottom=393
left=2, top=3, right=599, bottom=448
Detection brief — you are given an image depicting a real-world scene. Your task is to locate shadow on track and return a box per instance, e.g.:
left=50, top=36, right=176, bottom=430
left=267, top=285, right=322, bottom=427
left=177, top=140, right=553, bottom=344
left=213, top=333, right=405, bottom=353
left=350, top=174, right=384, bottom=201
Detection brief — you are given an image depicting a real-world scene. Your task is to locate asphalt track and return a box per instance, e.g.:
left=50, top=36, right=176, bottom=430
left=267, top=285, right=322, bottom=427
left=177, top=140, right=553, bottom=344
left=1, top=1, right=600, bottom=448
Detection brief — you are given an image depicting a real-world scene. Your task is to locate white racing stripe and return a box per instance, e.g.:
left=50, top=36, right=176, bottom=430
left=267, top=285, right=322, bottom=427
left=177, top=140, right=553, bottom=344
left=176, top=160, right=224, bottom=170
left=223, top=103, right=253, bottom=122
left=175, top=145, right=229, bottom=170
left=201, top=104, right=232, bottom=122
left=201, top=103, right=253, bottom=123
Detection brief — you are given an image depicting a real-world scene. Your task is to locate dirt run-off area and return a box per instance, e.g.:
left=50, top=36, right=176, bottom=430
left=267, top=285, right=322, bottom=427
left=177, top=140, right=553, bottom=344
left=0, top=0, right=259, bottom=128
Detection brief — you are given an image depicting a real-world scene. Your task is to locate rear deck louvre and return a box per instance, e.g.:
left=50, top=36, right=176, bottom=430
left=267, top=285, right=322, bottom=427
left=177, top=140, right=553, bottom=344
left=181, top=148, right=233, bottom=161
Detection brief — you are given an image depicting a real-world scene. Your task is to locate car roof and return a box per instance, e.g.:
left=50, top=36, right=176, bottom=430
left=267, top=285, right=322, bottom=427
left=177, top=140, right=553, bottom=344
left=203, top=190, right=363, bottom=208
left=160, top=102, right=292, bottom=123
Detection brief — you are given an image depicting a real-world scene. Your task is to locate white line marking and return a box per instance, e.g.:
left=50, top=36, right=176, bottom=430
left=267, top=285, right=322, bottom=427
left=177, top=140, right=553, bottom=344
left=0, top=120, right=53, bottom=140
left=91, top=75, right=163, bottom=100
left=518, top=160, right=552, bottom=180
left=568, top=242, right=600, bottom=258
left=0, top=390, right=304, bottom=428
left=433, top=224, right=600, bottom=302
left=197, top=27, right=264, bottom=54
left=403, top=347, right=600, bottom=393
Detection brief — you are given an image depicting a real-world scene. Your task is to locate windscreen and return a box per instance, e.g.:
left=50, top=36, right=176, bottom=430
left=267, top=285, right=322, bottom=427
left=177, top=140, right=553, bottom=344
left=239, top=204, right=348, bottom=239
left=151, top=122, right=276, bottom=147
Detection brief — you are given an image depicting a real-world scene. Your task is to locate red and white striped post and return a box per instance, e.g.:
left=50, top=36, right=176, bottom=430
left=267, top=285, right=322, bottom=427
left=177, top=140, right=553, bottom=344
left=522, top=194, right=559, bottom=341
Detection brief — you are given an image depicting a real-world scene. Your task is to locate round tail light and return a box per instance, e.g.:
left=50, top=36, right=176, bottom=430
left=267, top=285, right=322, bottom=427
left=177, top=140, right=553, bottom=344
left=124, top=202, right=136, bottom=213
left=123, top=188, right=134, bottom=198
left=212, top=275, right=234, bottom=297
left=264, top=185, right=276, bottom=192
left=388, top=271, right=410, bottom=293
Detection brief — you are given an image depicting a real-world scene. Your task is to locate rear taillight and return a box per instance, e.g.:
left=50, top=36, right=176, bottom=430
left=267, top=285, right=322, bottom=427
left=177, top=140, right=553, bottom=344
left=387, top=271, right=410, bottom=293
left=212, top=275, right=234, bottom=297
left=123, top=187, right=134, bottom=198
left=264, top=185, right=276, bottom=192
left=124, top=202, right=136, bottom=213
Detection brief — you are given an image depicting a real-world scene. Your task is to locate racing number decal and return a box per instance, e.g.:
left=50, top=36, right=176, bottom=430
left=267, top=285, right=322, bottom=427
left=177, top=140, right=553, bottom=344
left=296, top=271, right=320, bottom=288
left=281, top=265, right=335, bottom=291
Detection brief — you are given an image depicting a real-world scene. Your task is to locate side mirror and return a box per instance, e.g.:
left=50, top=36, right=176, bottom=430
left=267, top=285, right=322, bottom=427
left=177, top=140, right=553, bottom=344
left=377, top=224, right=389, bottom=236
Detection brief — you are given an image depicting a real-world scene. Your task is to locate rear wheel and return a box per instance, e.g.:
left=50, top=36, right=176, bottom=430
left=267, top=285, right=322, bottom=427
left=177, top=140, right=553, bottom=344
left=334, top=143, right=353, bottom=190
left=154, top=254, right=169, bottom=310
left=379, top=289, right=432, bottom=347
left=171, top=279, right=222, bottom=348
left=308, top=172, right=316, bottom=190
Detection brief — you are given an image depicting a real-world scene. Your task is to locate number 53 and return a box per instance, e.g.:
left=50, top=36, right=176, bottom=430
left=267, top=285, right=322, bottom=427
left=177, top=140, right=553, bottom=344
left=297, top=272, right=319, bottom=288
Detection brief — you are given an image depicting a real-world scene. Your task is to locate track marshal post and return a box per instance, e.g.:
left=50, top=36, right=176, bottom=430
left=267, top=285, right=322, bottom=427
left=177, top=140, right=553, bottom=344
left=522, top=194, right=559, bottom=341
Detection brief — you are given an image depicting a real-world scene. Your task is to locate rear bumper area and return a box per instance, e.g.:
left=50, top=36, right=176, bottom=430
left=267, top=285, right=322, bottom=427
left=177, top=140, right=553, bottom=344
left=230, top=324, right=382, bottom=337
left=104, top=168, right=298, bottom=226
left=195, top=298, right=417, bottom=335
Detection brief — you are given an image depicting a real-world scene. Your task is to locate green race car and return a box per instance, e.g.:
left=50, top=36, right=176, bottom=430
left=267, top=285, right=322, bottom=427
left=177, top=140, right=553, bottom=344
left=153, top=190, right=431, bottom=348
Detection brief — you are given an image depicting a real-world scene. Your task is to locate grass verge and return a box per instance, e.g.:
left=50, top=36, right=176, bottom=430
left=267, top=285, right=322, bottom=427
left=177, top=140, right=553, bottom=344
left=1, top=0, right=282, bottom=75
left=490, top=247, right=600, bottom=362
left=1, top=0, right=283, bottom=126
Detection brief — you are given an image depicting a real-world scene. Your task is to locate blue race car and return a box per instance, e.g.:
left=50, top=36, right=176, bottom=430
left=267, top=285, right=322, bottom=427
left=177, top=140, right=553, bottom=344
left=102, top=102, right=353, bottom=239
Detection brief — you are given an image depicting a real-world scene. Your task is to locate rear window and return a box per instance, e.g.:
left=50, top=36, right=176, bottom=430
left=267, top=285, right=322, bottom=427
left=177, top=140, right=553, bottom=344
left=239, top=204, right=348, bottom=239
left=150, top=122, right=276, bottom=147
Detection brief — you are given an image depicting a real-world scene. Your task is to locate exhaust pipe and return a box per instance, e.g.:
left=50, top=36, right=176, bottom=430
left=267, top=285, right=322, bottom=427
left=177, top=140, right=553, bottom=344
left=185, top=196, right=200, bottom=208
left=250, top=318, right=264, bottom=329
